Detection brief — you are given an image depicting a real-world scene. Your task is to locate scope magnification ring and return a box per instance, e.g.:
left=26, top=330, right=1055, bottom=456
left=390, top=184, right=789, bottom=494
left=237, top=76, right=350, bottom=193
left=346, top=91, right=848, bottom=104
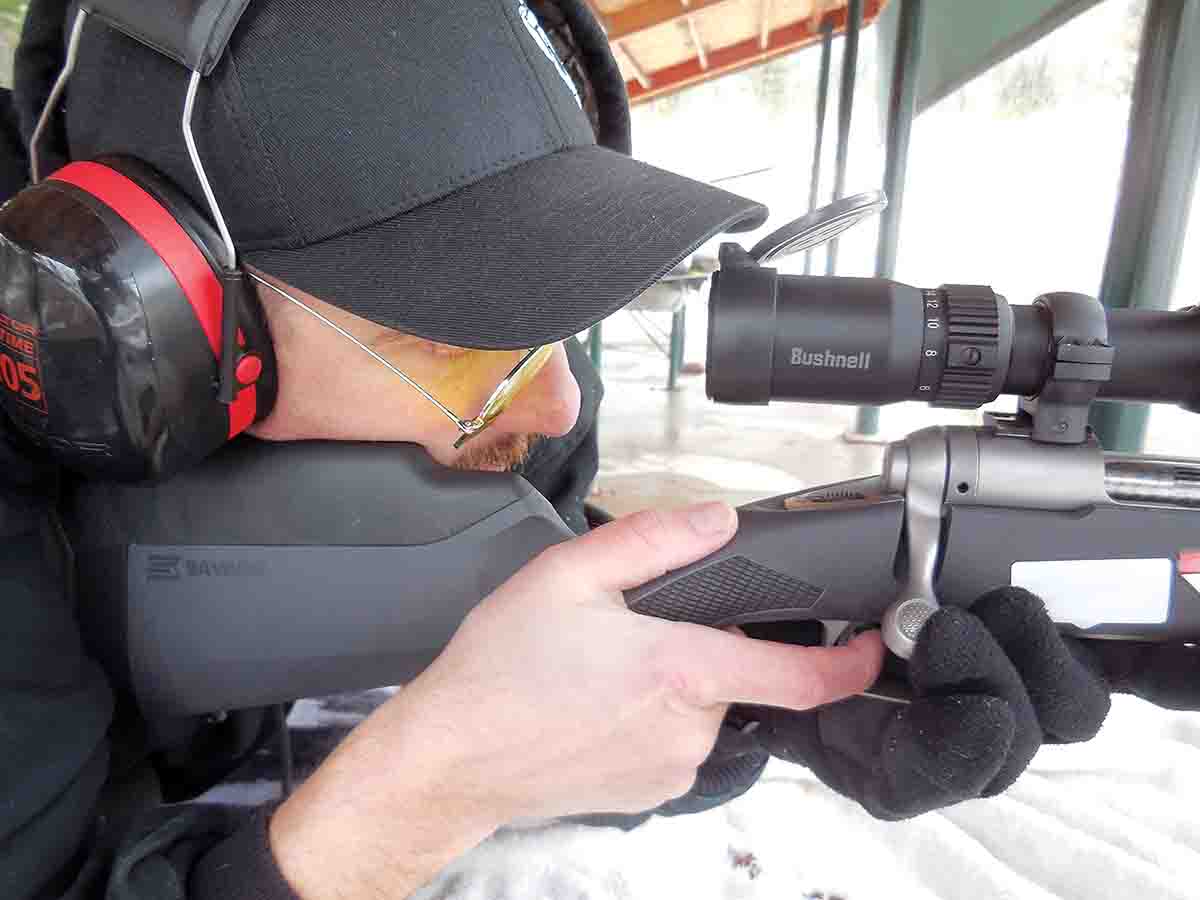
left=915, top=289, right=948, bottom=398
left=914, top=286, right=1002, bottom=407
left=935, top=286, right=1002, bottom=408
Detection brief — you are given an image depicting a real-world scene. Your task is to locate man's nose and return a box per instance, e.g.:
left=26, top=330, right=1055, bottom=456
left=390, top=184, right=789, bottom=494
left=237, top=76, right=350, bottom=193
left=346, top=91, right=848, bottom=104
left=495, top=343, right=581, bottom=438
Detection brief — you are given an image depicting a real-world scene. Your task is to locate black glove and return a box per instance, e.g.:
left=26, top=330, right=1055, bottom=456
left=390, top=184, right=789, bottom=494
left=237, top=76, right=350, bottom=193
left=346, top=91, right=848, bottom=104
left=742, top=587, right=1112, bottom=820
left=565, top=714, right=768, bottom=830
left=655, top=713, right=769, bottom=816
left=1084, top=640, right=1200, bottom=711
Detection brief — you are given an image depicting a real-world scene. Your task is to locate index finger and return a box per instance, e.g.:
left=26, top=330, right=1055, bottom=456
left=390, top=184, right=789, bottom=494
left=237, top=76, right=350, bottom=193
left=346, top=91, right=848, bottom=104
left=678, top=627, right=885, bottom=710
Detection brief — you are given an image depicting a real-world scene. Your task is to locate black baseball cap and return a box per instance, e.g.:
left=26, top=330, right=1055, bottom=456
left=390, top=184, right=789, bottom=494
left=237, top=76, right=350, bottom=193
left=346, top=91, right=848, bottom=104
left=51, top=0, right=768, bottom=350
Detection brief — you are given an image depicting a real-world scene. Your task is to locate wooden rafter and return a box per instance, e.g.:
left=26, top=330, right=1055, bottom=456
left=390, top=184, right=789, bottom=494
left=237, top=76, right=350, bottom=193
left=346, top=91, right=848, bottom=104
left=626, top=0, right=885, bottom=105
left=681, top=1, right=709, bottom=69
left=605, top=0, right=735, bottom=44
left=614, top=41, right=653, bottom=88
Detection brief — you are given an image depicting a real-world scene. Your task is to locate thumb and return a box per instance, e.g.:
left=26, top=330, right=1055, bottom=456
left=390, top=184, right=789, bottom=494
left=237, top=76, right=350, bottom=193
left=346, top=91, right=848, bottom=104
left=548, top=503, right=737, bottom=594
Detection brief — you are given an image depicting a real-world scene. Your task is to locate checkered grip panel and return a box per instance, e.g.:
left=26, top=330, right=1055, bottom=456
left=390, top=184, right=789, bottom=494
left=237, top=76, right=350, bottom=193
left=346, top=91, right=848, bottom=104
left=629, top=555, right=824, bottom=624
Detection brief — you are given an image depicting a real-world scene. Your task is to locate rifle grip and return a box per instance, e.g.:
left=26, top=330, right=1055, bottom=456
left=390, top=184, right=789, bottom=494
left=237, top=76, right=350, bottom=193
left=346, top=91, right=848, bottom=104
left=625, top=496, right=906, bottom=628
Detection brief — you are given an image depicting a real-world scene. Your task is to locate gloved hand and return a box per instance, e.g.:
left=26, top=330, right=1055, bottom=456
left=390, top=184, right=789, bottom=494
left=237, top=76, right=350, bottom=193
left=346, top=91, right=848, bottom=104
left=653, top=712, right=769, bottom=816
left=739, top=587, right=1112, bottom=820
left=570, top=712, right=769, bottom=829
left=1083, top=640, right=1200, bottom=711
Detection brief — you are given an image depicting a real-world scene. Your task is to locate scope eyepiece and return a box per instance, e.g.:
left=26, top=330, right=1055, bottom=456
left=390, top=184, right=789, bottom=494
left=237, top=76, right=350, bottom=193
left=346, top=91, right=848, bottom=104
left=707, top=243, right=1011, bottom=409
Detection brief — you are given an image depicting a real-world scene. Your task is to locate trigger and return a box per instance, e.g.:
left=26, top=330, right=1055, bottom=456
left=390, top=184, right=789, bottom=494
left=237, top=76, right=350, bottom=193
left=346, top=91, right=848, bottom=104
left=836, top=624, right=914, bottom=705
left=861, top=649, right=915, bottom=705
left=861, top=676, right=913, bottom=705
left=824, top=620, right=853, bottom=646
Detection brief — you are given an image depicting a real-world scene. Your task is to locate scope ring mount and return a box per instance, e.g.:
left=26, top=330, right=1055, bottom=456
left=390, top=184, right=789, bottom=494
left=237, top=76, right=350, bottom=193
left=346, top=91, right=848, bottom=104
left=1020, top=292, right=1114, bottom=445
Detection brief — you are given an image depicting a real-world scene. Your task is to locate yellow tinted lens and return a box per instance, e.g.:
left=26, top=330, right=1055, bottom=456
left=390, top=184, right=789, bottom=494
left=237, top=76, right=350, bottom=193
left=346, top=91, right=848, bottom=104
left=476, top=344, right=555, bottom=426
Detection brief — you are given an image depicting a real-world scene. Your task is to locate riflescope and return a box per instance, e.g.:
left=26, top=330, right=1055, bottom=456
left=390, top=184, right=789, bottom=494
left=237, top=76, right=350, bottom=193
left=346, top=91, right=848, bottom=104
left=707, top=197, right=1200, bottom=424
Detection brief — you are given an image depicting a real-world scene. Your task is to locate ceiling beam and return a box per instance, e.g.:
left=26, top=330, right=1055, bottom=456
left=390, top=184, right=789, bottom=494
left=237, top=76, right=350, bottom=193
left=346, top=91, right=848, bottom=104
left=759, top=0, right=772, bottom=49
left=606, top=0, right=735, bottom=43
left=681, top=1, right=709, bottom=69
left=626, top=0, right=884, bottom=105
left=614, top=41, right=653, bottom=88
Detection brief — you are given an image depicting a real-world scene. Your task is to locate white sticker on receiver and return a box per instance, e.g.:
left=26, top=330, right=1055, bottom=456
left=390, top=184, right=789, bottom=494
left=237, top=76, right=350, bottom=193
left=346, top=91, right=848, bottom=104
left=1010, top=558, right=1172, bottom=629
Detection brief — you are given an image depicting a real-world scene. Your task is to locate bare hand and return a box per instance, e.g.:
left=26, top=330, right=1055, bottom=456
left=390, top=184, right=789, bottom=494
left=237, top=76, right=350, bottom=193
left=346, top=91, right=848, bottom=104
left=270, top=502, right=883, bottom=897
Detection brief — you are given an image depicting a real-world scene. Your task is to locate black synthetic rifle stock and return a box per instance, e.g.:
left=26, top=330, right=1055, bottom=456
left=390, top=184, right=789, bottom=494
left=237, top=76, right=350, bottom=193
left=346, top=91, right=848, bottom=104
left=68, top=423, right=1200, bottom=720
left=66, top=440, right=578, bottom=719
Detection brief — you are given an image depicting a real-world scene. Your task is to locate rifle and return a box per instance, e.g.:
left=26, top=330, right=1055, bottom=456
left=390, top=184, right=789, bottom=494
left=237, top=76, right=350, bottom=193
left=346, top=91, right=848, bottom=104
left=69, top=197, right=1200, bottom=717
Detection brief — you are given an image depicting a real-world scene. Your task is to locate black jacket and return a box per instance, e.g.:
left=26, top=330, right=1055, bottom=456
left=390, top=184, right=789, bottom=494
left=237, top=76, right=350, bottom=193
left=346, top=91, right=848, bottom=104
left=1, top=317, right=604, bottom=900
left=0, top=65, right=606, bottom=900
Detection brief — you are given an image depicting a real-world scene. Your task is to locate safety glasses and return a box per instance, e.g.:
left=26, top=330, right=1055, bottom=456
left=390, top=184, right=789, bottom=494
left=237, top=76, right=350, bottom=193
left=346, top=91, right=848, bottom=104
left=246, top=273, right=554, bottom=448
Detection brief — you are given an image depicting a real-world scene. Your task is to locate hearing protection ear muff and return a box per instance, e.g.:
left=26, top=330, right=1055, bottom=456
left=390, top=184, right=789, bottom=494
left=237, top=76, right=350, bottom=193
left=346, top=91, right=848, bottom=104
left=0, top=154, right=277, bottom=481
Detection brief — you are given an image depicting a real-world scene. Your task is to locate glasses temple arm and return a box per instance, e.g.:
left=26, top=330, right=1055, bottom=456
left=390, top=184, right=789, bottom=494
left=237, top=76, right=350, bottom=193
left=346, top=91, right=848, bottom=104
left=245, top=272, right=470, bottom=429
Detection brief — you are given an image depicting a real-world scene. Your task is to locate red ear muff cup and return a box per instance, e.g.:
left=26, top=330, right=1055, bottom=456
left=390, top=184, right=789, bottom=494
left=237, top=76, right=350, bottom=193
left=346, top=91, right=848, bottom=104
left=0, top=160, right=275, bottom=480
left=51, top=161, right=268, bottom=437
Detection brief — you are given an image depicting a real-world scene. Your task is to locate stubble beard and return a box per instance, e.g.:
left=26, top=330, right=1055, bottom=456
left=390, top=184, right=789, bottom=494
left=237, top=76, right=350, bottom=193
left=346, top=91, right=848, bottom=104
left=451, top=432, right=539, bottom=472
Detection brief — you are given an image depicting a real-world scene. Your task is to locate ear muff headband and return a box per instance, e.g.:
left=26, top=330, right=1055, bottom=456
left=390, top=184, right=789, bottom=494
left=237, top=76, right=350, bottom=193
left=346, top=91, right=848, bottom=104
left=50, top=160, right=258, bottom=437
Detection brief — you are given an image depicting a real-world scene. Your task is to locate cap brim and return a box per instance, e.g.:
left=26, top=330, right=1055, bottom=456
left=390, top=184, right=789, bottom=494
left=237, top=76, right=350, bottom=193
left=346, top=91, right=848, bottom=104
left=244, top=145, right=767, bottom=350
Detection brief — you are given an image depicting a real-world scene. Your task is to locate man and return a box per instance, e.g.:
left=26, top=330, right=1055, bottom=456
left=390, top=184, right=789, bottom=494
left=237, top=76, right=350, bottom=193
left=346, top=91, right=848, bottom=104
left=1, top=2, right=1196, bottom=900
left=0, top=1, right=870, bottom=896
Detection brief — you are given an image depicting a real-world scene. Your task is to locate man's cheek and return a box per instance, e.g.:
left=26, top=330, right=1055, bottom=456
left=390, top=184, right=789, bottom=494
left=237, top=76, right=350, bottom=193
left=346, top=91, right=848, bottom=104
left=427, top=351, right=527, bottom=411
